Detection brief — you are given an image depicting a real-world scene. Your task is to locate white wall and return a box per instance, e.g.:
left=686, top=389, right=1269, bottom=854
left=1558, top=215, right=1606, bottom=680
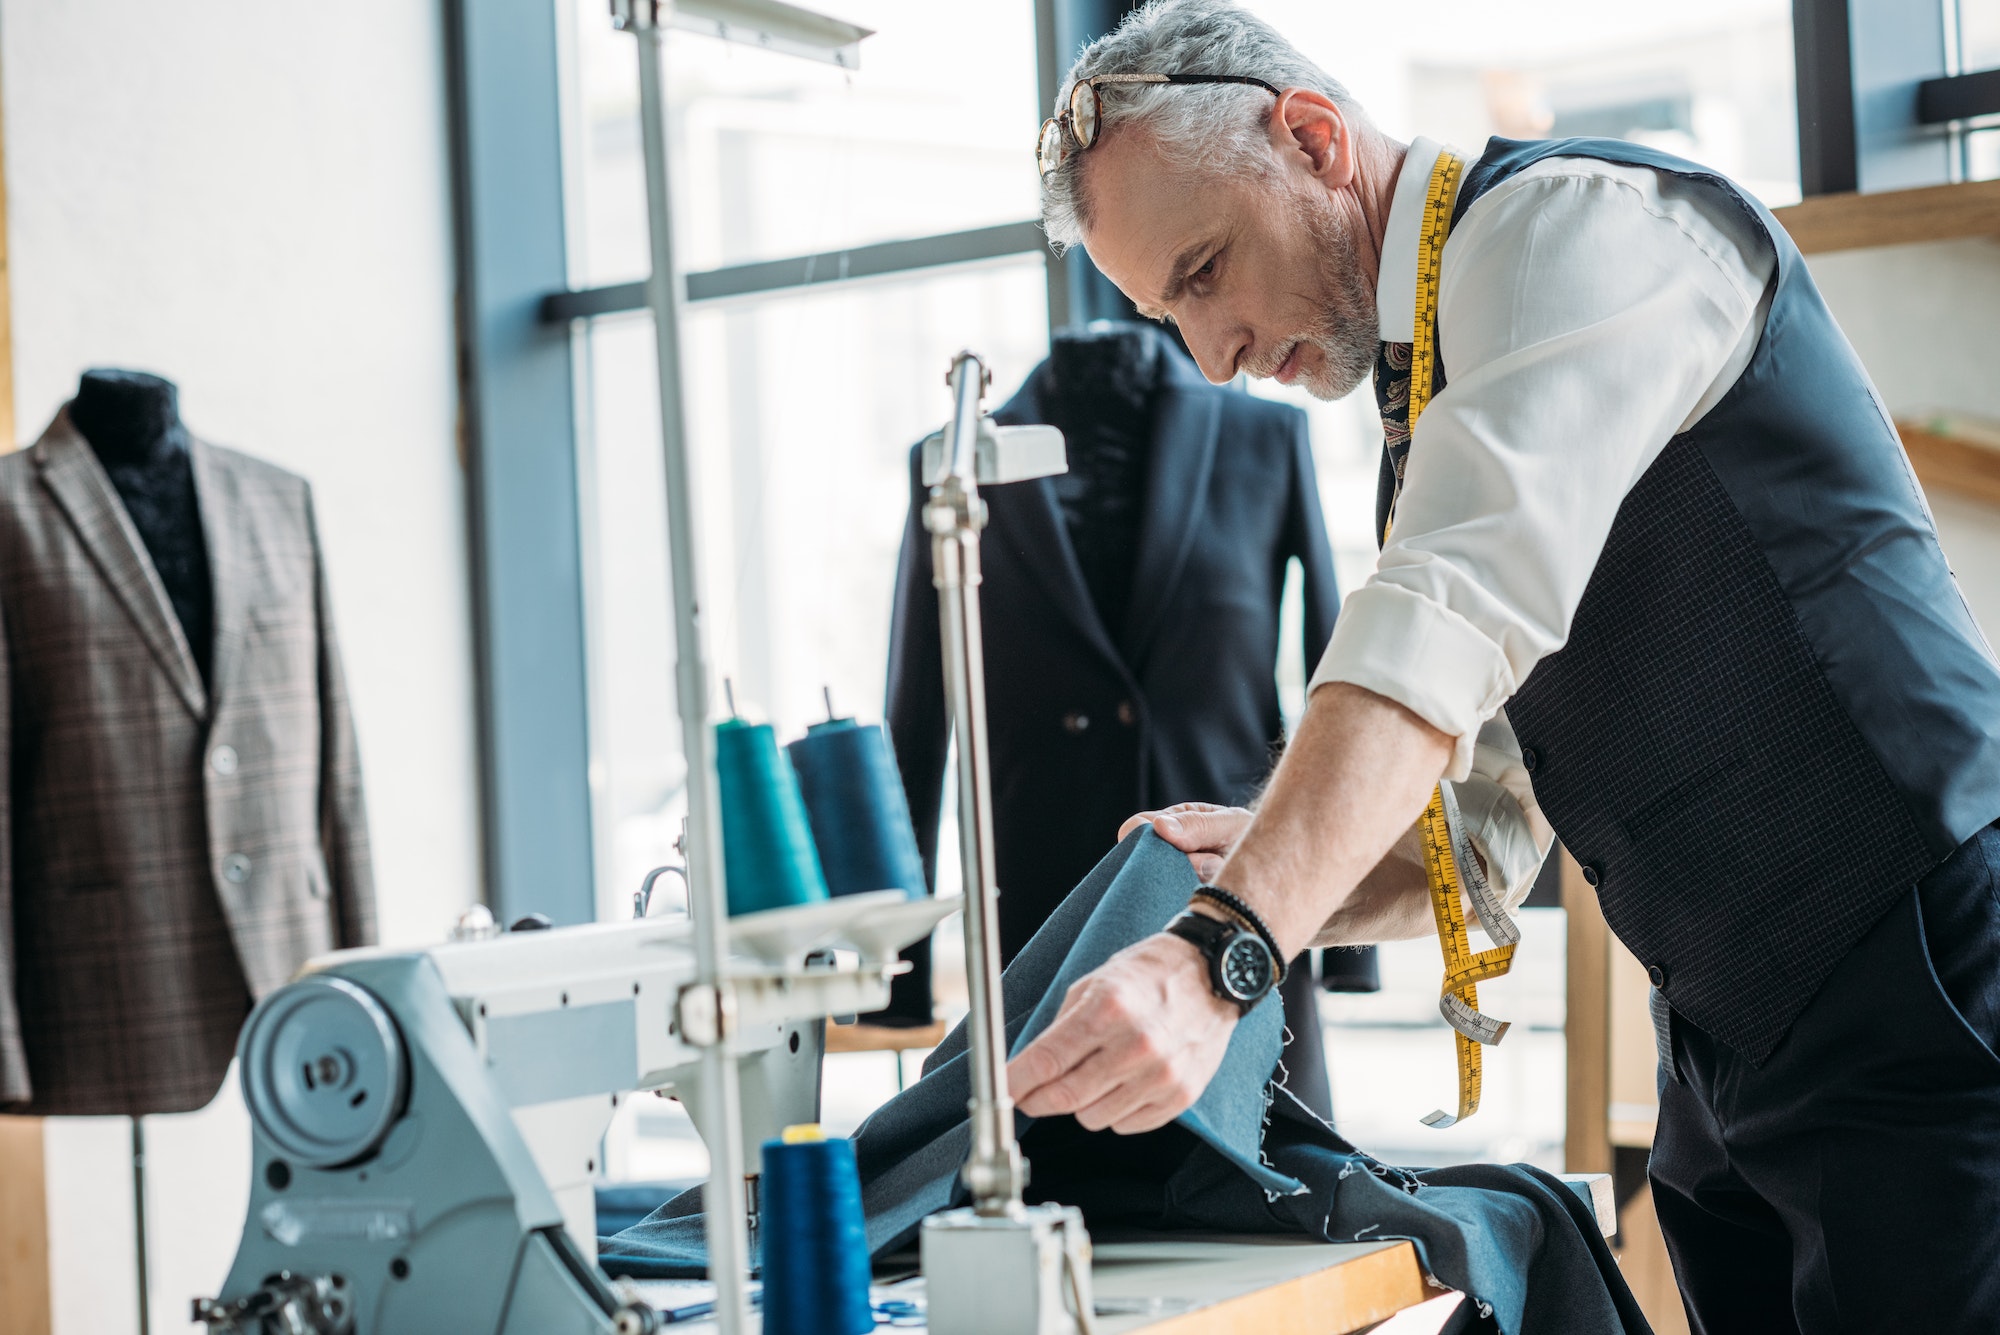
left=1808, top=236, right=2000, bottom=641
left=1, top=1, right=479, bottom=1329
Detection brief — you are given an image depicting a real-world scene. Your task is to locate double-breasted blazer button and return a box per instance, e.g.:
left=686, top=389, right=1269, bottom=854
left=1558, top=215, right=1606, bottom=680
left=210, top=744, right=239, bottom=776
left=1116, top=700, right=1137, bottom=727
left=1580, top=863, right=1601, bottom=888
left=1062, top=711, right=1091, bottom=735
left=222, top=853, right=253, bottom=885
left=1521, top=747, right=1539, bottom=773
left=1648, top=963, right=1668, bottom=988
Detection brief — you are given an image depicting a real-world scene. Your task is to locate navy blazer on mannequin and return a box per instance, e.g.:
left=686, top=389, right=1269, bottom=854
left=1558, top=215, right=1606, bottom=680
left=885, top=328, right=1375, bottom=1064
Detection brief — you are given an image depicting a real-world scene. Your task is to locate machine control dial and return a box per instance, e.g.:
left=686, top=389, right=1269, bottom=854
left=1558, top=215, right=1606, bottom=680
left=240, top=976, right=407, bottom=1169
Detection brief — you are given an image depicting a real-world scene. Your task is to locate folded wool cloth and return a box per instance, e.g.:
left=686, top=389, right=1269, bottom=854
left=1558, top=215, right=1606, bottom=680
left=600, top=829, right=1650, bottom=1335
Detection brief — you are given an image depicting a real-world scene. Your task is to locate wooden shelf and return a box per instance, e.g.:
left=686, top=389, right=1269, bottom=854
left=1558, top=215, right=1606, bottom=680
left=824, top=1017, right=947, bottom=1053
left=1901, top=422, right=2000, bottom=507
left=1774, top=177, right=2000, bottom=254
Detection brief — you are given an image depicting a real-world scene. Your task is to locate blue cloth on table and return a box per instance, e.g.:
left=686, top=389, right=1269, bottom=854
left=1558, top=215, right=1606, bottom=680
left=599, top=829, right=1649, bottom=1335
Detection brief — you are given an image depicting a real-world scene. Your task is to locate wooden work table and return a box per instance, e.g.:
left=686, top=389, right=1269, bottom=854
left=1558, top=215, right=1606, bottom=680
left=1081, top=1236, right=1430, bottom=1334
left=648, top=1234, right=1434, bottom=1333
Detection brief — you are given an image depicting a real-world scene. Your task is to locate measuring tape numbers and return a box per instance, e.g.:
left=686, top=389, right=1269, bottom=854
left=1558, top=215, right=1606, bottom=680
left=1389, top=148, right=1521, bottom=1129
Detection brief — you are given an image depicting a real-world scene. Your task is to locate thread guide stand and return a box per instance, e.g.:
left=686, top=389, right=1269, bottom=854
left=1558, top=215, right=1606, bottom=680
left=607, top=1, right=875, bottom=1330
left=917, top=357, right=1094, bottom=1335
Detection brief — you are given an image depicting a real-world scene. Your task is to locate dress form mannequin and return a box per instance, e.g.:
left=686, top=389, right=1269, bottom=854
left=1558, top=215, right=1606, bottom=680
left=60, top=370, right=215, bottom=1335
left=68, top=369, right=214, bottom=688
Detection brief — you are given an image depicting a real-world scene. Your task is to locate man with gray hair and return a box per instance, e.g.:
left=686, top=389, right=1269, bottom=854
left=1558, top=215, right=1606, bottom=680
left=1006, top=2, right=2000, bottom=1329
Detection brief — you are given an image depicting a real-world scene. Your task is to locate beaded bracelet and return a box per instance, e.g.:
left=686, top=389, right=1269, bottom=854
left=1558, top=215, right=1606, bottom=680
left=1191, top=884, right=1287, bottom=984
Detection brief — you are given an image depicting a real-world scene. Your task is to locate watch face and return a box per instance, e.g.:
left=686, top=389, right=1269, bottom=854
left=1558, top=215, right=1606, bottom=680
left=1219, top=934, right=1274, bottom=1001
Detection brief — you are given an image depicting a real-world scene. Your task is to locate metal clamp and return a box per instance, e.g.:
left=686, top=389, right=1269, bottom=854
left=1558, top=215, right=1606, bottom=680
left=193, top=1272, right=353, bottom=1334
left=677, top=982, right=738, bottom=1047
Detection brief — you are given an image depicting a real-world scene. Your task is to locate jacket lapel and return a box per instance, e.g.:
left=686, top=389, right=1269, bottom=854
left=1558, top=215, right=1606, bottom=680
left=191, top=440, right=248, bottom=713
left=34, top=412, right=207, bottom=717
left=1118, top=357, right=1219, bottom=670
left=993, top=477, right=1130, bottom=673
left=993, top=369, right=1133, bottom=674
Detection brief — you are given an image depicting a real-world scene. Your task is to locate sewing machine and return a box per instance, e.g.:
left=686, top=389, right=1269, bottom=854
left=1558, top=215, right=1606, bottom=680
left=194, top=891, right=952, bottom=1334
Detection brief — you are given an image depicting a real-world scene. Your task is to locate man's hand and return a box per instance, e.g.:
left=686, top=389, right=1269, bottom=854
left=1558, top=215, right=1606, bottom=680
left=1012, top=685, right=1452, bottom=1139
left=1006, top=929, right=1238, bottom=1134
left=1116, top=803, right=1253, bottom=882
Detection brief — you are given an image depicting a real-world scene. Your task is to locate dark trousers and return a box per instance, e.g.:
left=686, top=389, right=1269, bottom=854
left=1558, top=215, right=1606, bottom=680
left=1650, top=823, right=2000, bottom=1333
left=1278, top=962, right=1333, bottom=1123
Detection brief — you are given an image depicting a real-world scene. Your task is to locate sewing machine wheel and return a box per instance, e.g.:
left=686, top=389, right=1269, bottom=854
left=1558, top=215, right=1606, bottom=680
left=239, top=976, right=408, bottom=1169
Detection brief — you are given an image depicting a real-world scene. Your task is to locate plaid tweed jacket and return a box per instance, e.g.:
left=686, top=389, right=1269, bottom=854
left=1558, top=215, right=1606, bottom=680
left=0, top=410, right=375, bottom=1115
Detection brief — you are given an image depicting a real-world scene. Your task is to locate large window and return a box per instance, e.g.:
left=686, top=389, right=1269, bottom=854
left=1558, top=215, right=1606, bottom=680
left=560, top=1, right=1050, bottom=921
left=548, top=0, right=1809, bottom=1172
left=551, top=0, right=1842, bottom=928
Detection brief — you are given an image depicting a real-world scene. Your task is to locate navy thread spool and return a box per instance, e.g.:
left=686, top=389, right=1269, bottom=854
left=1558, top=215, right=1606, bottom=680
left=715, top=717, right=830, bottom=915
left=786, top=716, right=927, bottom=900
left=759, top=1125, right=874, bottom=1335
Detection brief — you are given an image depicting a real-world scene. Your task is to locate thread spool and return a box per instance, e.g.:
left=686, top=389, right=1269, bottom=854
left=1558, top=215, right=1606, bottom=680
left=715, top=717, right=829, bottom=916
left=786, top=715, right=927, bottom=900
left=759, top=1124, right=874, bottom=1335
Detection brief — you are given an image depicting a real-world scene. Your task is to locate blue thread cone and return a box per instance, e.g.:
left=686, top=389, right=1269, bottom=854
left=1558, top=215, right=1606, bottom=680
left=786, top=717, right=927, bottom=900
left=759, top=1131, right=874, bottom=1335
left=715, top=718, right=829, bottom=916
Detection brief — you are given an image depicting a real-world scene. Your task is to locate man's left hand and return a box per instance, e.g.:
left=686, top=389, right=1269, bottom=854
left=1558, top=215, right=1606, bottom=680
left=1006, top=929, right=1240, bottom=1134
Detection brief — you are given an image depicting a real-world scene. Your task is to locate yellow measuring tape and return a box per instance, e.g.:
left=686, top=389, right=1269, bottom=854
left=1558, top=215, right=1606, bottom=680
left=1395, top=150, right=1521, bottom=1129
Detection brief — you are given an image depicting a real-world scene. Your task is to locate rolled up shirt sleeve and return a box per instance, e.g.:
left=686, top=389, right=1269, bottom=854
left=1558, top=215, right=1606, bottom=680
left=1309, top=164, right=1772, bottom=778
left=1455, top=710, right=1554, bottom=919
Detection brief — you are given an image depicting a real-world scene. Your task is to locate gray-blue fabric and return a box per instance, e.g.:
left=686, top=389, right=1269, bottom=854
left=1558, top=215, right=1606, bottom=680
left=601, top=830, right=1648, bottom=1334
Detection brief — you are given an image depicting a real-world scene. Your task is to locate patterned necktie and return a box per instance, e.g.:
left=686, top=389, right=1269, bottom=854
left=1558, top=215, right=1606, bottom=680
left=1373, top=339, right=1414, bottom=541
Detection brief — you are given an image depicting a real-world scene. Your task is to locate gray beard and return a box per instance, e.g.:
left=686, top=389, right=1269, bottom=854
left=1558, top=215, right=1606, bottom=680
left=1291, top=192, right=1381, bottom=401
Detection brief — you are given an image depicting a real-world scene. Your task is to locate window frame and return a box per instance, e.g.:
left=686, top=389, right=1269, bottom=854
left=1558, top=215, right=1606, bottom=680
left=448, top=0, right=1081, bottom=918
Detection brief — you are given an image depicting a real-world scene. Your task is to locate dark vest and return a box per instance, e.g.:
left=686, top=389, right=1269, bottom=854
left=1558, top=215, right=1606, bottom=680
left=1381, top=138, right=2000, bottom=1062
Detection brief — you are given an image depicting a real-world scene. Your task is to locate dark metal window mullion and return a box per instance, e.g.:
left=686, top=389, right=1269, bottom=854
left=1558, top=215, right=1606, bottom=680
left=539, top=220, right=1052, bottom=323
left=446, top=0, right=598, bottom=925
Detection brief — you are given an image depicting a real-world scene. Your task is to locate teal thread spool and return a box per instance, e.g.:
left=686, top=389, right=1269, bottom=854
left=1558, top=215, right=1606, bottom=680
left=786, top=716, right=927, bottom=900
left=759, top=1125, right=873, bottom=1335
left=715, top=717, right=829, bottom=916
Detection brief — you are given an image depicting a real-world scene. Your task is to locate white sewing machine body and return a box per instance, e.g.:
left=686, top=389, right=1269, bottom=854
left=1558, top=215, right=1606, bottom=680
left=199, top=891, right=954, bottom=1334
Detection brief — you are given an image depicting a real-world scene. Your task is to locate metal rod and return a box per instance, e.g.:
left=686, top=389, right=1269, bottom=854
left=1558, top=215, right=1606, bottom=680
left=622, top=5, right=752, bottom=1328
left=928, top=352, right=1024, bottom=1215
left=133, top=1116, right=150, bottom=1335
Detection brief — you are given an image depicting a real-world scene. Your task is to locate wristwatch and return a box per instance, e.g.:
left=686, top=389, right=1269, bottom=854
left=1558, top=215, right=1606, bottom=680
left=1166, top=910, right=1277, bottom=1015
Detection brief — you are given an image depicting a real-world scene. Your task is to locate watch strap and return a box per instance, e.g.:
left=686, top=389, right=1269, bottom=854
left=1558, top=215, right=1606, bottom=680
left=1165, top=911, right=1267, bottom=1015
left=1193, top=884, right=1286, bottom=984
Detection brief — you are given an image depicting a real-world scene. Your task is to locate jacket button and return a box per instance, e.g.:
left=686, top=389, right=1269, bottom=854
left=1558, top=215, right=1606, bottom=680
left=1521, top=746, right=1539, bottom=773
left=1062, top=711, right=1091, bottom=735
left=222, top=853, right=253, bottom=885
left=307, top=877, right=330, bottom=901
left=210, top=744, right=239, bottom=776
left=1116, top=700, right=1137, bottom=727
left=1580, top=863, right=1601, bottom=888
left=1648, top=963, right=1668, bottom=989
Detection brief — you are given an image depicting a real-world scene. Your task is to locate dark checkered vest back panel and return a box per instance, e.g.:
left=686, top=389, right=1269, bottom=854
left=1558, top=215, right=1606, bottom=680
left=1396, top=138, right=2000, bottom=1062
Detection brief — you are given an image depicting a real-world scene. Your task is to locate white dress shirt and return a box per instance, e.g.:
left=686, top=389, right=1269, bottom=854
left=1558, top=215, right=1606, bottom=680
left=1309, top=137, right=1779, bottom=915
